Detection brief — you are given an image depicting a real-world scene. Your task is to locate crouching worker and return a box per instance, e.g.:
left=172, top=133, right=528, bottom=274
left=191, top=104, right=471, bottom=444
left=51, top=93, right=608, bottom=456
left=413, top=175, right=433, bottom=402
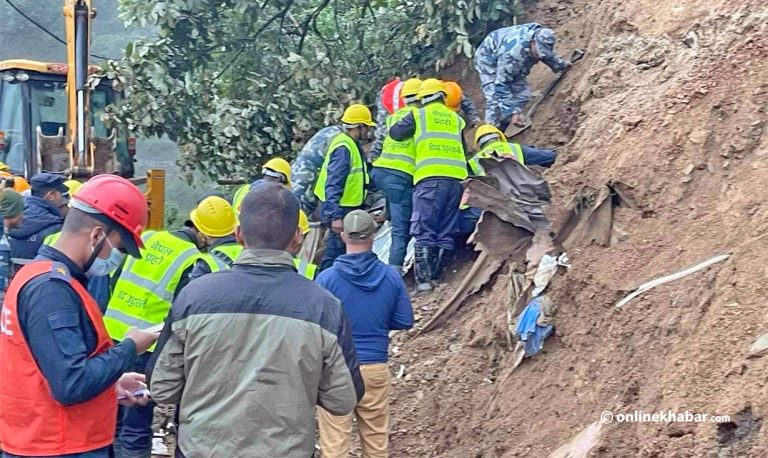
left=0, top=175, right=158, bottom=458
left=316, top=210, right=414, bottom=458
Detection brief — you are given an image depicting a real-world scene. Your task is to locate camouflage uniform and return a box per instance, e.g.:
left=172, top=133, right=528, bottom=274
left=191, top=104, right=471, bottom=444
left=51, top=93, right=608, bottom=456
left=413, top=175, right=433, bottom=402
left=474, top=23, right=568, bottom=127
left=460, top=94, right=483, bottom=127
left=290, top=125, right=342, bottom=216
left=369, top=90, right=390, bottom=160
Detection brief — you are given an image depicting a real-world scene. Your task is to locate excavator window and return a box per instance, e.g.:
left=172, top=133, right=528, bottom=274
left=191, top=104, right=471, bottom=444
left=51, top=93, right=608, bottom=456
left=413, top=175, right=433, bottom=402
left=0, top=81, right=25, bottom=173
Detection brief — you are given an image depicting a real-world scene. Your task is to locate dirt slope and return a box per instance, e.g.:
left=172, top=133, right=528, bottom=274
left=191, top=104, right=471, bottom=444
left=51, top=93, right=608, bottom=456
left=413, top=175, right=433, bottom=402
left=390, top=0, right=768, bottom=456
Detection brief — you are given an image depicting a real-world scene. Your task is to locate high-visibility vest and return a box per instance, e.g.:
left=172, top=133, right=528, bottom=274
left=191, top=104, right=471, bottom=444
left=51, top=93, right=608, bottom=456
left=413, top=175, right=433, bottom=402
left=105, top=231, right=203, bottom=348
left=43, top=231, right=61, bottom=246
left=207, top=243, right=244, bottom=270
left=232, top=184, right=250, bottom=217
left=468, top=141, right=524, bottom=176
left=314, top=133, right=369, bottom=206
left=374, top=107, right=417, bottom=176
left=412, top=103, right=468, bottom=184
left=0, top=261, right=116, bottom=455
left=293, top=257, right=318, bottom=280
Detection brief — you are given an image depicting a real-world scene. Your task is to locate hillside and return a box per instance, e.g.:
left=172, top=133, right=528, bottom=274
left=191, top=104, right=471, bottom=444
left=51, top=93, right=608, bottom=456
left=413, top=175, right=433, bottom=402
left=390, top=0, right=768, bottom=456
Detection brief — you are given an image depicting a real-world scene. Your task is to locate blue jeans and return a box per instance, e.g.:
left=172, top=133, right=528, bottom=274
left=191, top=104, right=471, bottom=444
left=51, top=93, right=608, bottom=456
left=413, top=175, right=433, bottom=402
left=371, top=168, right=413, bottom=266
left=410, top=178, right=463, bottom=250
left=321, top=229, right=346, bottom=271
left=521, top=145, right=557, bottom=168
left=113, top=353, right=154, bottom=458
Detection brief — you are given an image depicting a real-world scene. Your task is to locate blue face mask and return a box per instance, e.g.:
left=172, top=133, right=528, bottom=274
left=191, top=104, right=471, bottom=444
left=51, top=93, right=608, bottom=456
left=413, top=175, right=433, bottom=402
left=86, top=236, right=125, bottom=278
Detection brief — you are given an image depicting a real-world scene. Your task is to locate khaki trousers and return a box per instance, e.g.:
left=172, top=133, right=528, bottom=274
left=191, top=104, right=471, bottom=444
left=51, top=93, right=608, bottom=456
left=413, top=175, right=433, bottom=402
left=317, top=363, right=391, bottom=458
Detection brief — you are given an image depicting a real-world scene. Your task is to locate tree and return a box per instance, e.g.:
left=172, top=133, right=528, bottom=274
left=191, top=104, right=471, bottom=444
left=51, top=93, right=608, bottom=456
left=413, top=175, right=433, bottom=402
left=103, top=0, right=517, bottom=180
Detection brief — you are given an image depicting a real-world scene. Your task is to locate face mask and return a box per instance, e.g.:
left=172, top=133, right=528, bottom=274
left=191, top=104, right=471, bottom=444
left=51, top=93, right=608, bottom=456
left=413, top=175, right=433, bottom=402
left=86, top=236, right=125, bottom=278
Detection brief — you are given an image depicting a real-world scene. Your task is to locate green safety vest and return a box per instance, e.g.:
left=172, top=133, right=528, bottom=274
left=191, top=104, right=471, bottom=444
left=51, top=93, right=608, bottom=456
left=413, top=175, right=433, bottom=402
left=105, top=231, right=205, bottom=348
left=468, top=141, right=524, bottom=176
left=232, top=184, right=250, bottom=218
left=208, top=243, right=244, bottom=270
left=314, top=133, right=369, bottom=206
left=412, top=103, right=468, bottom=184
left=43, top=232, right=61, bottom=246
left=293, top=258, right=318, bottom=280
left=373, top=107, right=417, bottom=176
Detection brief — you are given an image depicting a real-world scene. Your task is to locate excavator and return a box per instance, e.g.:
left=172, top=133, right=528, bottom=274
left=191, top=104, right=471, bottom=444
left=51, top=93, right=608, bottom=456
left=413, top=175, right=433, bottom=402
left=0, top=0, right=164, bottom=229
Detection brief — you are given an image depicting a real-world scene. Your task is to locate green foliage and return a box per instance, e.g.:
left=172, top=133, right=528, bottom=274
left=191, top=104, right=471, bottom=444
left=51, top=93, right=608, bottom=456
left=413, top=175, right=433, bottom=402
left=105, top=0, right=518, bottom=181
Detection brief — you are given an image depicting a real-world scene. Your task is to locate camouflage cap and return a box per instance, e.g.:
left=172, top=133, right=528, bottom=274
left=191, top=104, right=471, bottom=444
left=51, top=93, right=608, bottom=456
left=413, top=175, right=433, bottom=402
left=534, top=28, right=557, bottom=59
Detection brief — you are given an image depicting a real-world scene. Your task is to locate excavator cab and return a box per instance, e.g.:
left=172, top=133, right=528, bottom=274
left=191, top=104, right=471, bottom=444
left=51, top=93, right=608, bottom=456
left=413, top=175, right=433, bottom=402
left=0, top=59, right=135, bottom=179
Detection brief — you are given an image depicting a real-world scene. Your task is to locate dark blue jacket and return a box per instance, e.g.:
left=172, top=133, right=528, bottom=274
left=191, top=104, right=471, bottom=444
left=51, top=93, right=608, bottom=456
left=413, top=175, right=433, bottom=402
left=316, top=251, right=413, bottom=364
left=17, top=245, right=136, bottom=405
left=320, top=140, right=365, bottom=223
left=9, top=195, right=64, bottom=260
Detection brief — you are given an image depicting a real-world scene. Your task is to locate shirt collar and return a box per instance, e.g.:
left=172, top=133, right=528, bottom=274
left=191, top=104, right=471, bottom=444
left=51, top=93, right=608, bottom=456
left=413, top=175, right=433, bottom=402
left=234, top=248, right=296, bottom=268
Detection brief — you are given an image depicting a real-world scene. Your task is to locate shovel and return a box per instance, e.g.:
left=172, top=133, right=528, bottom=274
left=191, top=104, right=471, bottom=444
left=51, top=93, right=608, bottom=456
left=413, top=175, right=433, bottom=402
left=505, top=48, right=586, bottom=138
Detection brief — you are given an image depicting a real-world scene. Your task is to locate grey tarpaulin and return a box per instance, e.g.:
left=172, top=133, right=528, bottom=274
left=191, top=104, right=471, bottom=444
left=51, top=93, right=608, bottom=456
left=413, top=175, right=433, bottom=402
left=372, top=221, right=415, bottom=274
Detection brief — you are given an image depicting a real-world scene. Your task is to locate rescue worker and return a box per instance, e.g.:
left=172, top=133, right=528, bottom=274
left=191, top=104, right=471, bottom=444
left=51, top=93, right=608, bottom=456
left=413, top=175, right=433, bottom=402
left=314, top=104, right=373, bottom=271
left=370, top=78, right=406, bottom=160
left=42, top=179, right=111, bottom=313
left=0, top=175, right=158, bottom=458
left=443, top=81, right=483, bottom=128
left=232, top=157, right=292, bottom=216
left=188, top=196, right=240, bottom=278
left=469, top=124, right=558, bottom=175
left=106, top=202, right=218, bottom=457
left=291, top=125, right=342, bottom=215
left=370, top=78, right=421, bottom=272
left=474, top=23, right=570, bottom=130
left=8, top=173, right=69, bottom=263
left=389, top=79, right=468, bottom=293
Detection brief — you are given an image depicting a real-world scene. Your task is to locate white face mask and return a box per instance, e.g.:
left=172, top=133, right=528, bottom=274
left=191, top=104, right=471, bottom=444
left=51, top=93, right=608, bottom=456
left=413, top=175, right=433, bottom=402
left=86, top=236, right=125, bottom=278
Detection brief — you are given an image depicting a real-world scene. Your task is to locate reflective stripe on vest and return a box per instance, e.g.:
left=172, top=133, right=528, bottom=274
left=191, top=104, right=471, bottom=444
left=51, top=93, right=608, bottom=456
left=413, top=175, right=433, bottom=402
left=43, top=231, right=61, bottom=246
left=210, top=243, right=243, bottom=270
left=413, top=103, right=468, bottom=184
left=0, top=261, right=117, bottom=455
left=313, top=132, right=369, bottom=206
left=293, top=257, right=318, bottom=280
left=374, top=107, right=417, bottom=175
left=468, top=141, right=524, bottom=176
left=105, top=231, right=201, bottom=345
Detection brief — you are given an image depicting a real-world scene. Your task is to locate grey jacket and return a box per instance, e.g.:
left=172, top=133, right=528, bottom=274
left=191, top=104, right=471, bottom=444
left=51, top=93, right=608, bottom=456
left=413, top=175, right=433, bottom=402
left=150, top=249, right=364, bottom=458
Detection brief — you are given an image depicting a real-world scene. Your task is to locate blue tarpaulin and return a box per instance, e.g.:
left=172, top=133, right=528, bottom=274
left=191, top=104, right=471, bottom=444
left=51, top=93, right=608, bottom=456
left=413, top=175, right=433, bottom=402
left=516, top=297, right=554, bottom=357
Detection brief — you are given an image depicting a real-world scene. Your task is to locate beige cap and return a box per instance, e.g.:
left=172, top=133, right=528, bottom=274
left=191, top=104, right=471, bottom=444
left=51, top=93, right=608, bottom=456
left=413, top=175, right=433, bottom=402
left=343, top=210, right=377, bottom=240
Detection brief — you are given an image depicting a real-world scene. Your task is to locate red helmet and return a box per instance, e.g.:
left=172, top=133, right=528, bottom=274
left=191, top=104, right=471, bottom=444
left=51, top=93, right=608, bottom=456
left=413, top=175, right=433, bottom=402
left=71, top=174, right=148, bottom=258
left=381, top=78, right=404, bottom=115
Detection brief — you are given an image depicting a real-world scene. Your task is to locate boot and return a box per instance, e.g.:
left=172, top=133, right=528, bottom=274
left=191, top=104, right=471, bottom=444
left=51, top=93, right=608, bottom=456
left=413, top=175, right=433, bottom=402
left=414, top=245, right=433, bottom=292
left=431, top=248, right=448, bottom=283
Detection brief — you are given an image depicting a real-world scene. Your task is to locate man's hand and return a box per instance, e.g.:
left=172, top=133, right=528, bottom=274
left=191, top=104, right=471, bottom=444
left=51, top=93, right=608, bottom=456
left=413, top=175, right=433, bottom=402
left=331, top=219, right=344, bottom=234
left=510, top=113, right=526, bottom=127
left=116, top=372, right=150, bottom=407
left=124, top=327, right=159, bottom=354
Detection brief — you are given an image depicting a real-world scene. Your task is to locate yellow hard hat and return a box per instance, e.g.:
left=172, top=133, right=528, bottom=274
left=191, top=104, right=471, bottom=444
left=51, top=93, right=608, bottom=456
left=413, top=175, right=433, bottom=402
left=400, top=78, right=422, bottom=100
left=443, top=81, right=463, bottom=111
left=474, top=124, right=507, bottom=148
left=0, top=162, right=9, bottom=172
left=63, top=179, right=82, bottom=196
left=190, top=196, right=237, bottom=238
left=262, top=157, right=292, bottom=186
left=298, top=209, right=310, bottom=235
left=341, top=104, right=375, bottom=127
left=417, top=78, right=447, bottom=101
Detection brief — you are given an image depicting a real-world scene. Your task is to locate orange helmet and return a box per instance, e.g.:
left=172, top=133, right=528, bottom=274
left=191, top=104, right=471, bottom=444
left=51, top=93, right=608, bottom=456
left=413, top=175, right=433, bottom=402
left=444, top=81, right=463, bottom=112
